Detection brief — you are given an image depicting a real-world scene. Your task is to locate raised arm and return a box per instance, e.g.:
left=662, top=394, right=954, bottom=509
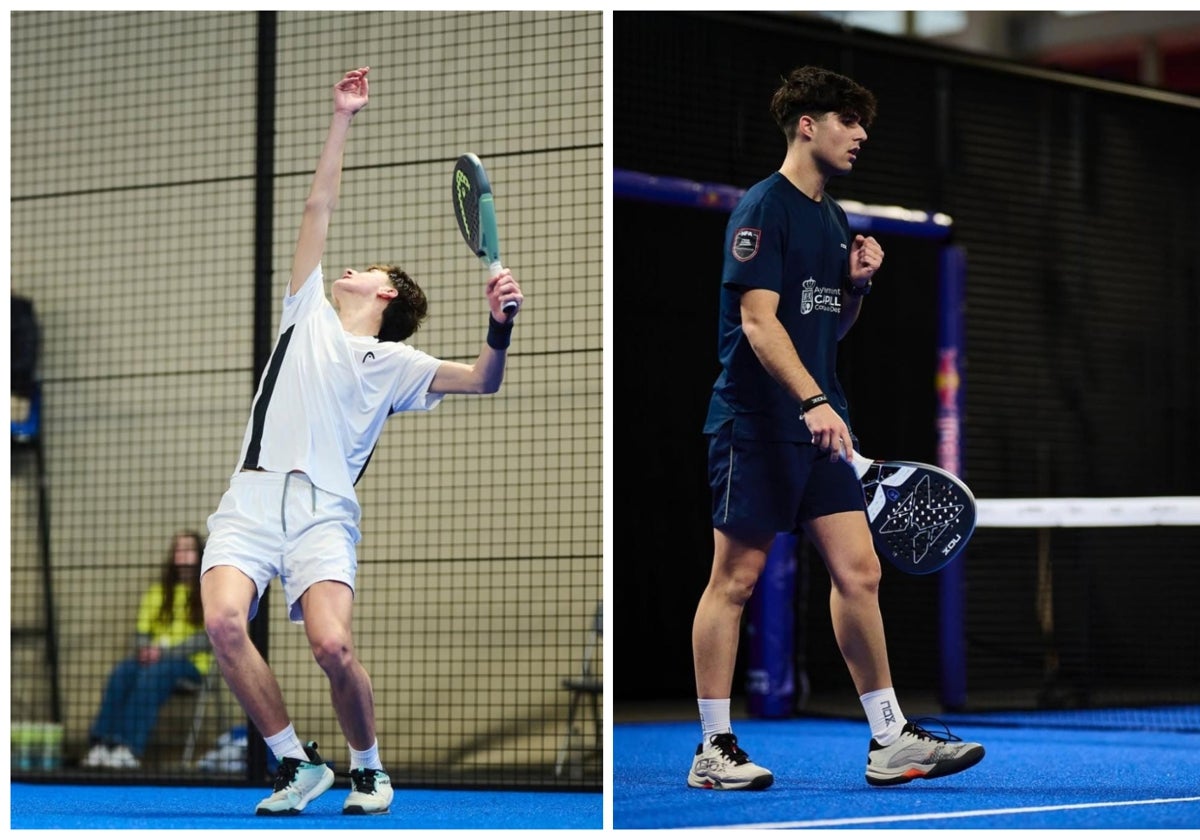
left=429, top=269, right=524, bottom=395
left=838, top=233, right=883, bottom=339
left=289, top=67, right=370, bottom=295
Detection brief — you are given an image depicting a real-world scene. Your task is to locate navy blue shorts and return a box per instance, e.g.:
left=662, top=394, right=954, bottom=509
left=708, top=422, right=866, bottom=536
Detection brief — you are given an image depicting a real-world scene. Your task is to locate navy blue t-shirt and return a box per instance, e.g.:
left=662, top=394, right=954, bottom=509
left=704, top=171, right=854, bottom=441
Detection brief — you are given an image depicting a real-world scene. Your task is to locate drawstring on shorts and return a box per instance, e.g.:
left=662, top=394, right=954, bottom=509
left=280, top=472, right=317, bottom=535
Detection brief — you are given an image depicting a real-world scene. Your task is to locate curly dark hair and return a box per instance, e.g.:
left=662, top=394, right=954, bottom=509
left=769, top=66, right=877, bottom=141
left=371, top=263, right=429, bottom=343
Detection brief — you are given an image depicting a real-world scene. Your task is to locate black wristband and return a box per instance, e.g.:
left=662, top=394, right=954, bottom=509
left=487, top=315, right=513, bottom=350
left=800, top=393, right=829, bottom=414
left=847, top=277, right=872, bottom=297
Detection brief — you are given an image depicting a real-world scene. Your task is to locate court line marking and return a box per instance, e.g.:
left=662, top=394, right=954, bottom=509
left=708, top=795, right=1200, bottom=829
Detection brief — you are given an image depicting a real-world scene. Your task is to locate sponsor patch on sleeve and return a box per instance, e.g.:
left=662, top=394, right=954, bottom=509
left=731, top=227, right=761, bottom=262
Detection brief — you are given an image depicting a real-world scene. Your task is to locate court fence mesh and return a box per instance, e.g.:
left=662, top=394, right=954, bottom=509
left=10, top=10, right=602, bottom=790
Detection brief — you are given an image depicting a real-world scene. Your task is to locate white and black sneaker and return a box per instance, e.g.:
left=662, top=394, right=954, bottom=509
left=865, top=719, right=984, bottom=786
left=343, top=767, right=394, bottom=815
left=687, top=732, right=774, bottom=790
left=255, top=741, right=336, bottom=815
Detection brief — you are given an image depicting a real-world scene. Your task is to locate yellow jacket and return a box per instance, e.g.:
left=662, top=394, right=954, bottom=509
left=134, top=583, right=213, bottom=675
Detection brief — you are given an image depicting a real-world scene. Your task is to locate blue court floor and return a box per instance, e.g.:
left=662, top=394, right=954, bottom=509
left=10, top=782, right=602, bottom=831
left=614, top=711, right=1200, bottom=830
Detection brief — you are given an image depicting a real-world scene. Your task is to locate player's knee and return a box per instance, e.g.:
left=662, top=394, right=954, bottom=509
left=832, top=551, right=882, bottom=598
left=715, top=565, right=762, bottom=607
left=204, top=606, right=250, bottom=656
left=309, top=631, right=355, bottom=676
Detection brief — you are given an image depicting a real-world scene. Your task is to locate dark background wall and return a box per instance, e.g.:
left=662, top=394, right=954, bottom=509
left=614, top=12, right=1200, bottom=710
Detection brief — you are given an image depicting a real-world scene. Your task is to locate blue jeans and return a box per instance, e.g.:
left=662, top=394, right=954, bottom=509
left=89, top=656, right=201, bottom=757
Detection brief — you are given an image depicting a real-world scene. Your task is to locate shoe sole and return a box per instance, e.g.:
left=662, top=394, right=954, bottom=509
left=865, top=744, right=985, bottom=787
left=343, top=805, right=392, bottom=815
left=687, top=771, right=775, bottom=791
left=255, top=767, right=336, bottom=815
left=344, top=794, right=393, bottom=816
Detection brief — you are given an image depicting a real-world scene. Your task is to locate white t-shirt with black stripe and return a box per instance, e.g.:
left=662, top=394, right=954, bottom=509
left=233, top=263, right=444, bottom=506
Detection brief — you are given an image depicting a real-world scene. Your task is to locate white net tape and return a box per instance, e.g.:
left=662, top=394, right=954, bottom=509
left=978, top=497, right=1200, bottom=528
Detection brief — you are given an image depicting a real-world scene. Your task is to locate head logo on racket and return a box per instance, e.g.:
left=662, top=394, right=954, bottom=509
left=454, top=170, right=474, bottom=241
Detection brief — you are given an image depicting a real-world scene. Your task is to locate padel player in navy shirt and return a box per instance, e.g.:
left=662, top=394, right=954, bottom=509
left=688, top=66, right=985, bottom=791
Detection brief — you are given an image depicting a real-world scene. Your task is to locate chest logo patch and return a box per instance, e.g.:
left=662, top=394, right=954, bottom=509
left=731, top=227, right=761, bottom=262
left=363, top=351, right=376, bottom=363
left=801, top=277, right=841, bottom=315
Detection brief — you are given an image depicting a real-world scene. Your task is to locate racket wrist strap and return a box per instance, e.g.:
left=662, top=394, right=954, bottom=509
left=487, top=315, right=513, bottom=350
left=800, top=393, right=829, bottom=414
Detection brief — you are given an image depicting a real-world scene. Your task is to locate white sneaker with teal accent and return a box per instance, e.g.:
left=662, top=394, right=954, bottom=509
left=255, top=742, right=336, bottom=815
left=343, top=767, right=394, bottom=814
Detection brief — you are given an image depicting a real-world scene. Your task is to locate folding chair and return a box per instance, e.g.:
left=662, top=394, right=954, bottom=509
left=173, top=664, right=227, bottom=765
left=555, top=601, right=603, bottom=778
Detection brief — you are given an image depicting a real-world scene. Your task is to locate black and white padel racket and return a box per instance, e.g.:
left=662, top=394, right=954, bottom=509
left=451, top=153, right=518, bottom=317
left=850, top=452, right=977, bottom=575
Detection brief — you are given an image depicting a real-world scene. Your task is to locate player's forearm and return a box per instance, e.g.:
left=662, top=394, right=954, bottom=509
left=290, top=111, right=356, bottom=292
left=430, top=349, right=506, bottom=395
left=428, top=320, right=513, bottom=395
left=473, top=345, right=507, bottom=394
left=307, top=110, right=355, bottom=211
left=472, top=316, right=515, bottom=393
left=838, top=291, right=863, bottom=340
left=742, top=314, right=823, bottom=402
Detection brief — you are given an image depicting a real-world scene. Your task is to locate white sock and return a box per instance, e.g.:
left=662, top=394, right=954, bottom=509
left=698, top=698, right=732, bottom=743
left=264, top=724, right=308, bottom=762
left=349, top=739, right=382, bottom=771
left=860, top=687, right=907, bottom=745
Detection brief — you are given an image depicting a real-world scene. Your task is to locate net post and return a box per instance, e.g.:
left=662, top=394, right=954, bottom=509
left=745, top=533, right=798, bottom=718
left=937, top=244, right=968, bottom=711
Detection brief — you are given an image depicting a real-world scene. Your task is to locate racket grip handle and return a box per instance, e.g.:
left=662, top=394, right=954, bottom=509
left=490, top=260, right=519, bottom=315
left=850, top=450, right=874, bottom=480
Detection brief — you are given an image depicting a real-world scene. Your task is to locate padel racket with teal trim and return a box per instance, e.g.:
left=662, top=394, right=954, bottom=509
left=452, top=153, right=516, bottom=316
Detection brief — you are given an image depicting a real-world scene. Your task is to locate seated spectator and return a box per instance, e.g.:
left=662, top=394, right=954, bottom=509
left=81, top=530, right=212, bottom=769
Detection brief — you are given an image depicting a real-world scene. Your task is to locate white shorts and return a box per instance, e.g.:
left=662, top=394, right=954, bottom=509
left=203, top=470, right=361, bottom=623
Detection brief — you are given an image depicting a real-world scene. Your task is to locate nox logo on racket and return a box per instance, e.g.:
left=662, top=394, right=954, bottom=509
left=941, top=532, right=963, bottom=556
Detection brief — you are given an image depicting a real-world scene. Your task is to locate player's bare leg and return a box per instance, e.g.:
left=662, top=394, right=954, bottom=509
left=201, top=566, right=293, bottom=735
left=687, top=529, right=775, bottom=790
left=204, top=566, right=336, bottom=815
left=693, top=528, right=773, bottom=699
left=802, top=511, right=891, bottom=694
left=299, top=581, right=376, bottom=750
left=300, top=581, right=393, bottom=814
left=804, top=511, right=984, bottom=785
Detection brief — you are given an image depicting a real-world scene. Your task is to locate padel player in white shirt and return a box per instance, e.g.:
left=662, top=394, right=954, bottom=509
left=200, top=67, right=523, bottom=818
